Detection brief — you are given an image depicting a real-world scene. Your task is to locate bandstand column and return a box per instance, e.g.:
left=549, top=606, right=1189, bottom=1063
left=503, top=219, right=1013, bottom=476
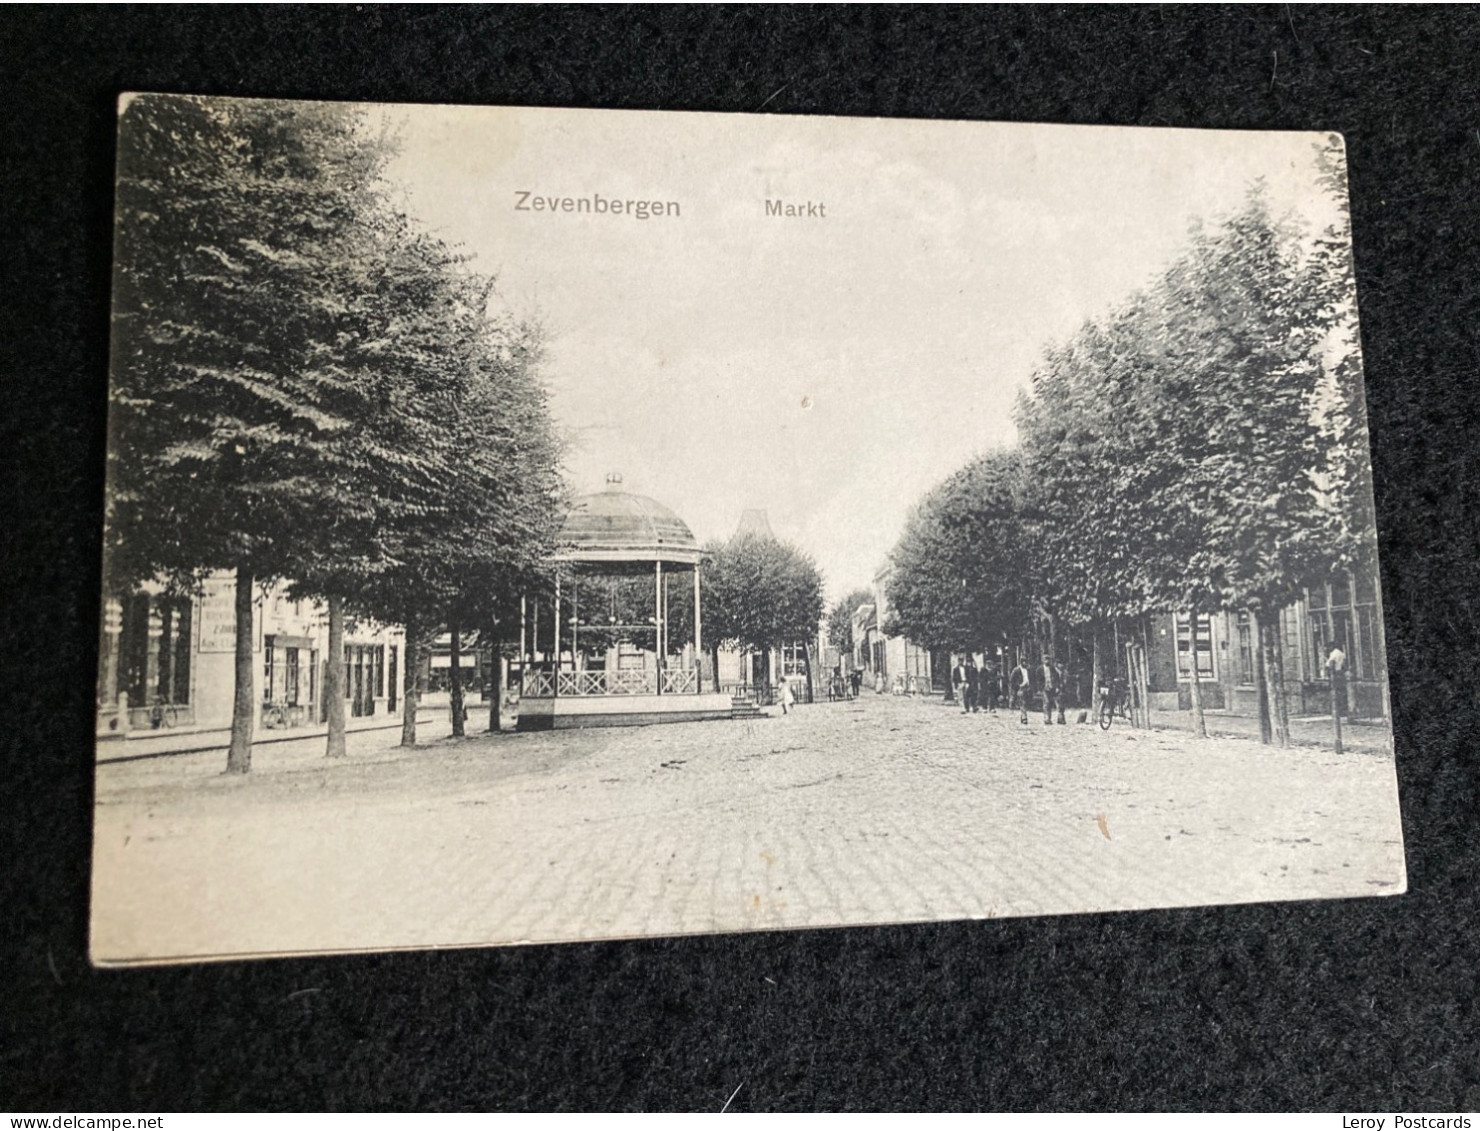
left=553, top=573, right=562, bottom=687
left=693, top=563, right=702, bottom=691
left=655, top=559, right=663, bottom=695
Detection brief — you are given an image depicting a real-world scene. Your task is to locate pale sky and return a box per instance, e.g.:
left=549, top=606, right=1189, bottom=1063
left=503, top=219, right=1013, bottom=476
left=385, top=105, right=1342, bottom=600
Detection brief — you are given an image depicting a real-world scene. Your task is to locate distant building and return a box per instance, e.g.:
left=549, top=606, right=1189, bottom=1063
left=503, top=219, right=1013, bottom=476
left=733, top=508, right=776, bottom=540
left=427, top=630, right=483, bottom=693
left=835, top=568, right=936, bottom=694
left=871, top=565, right=935, bottom=693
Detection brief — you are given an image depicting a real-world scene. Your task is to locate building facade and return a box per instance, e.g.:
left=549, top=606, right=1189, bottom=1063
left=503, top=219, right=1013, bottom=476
left=1145, top=567, right=1388, bottom=720
left=97, top=572, right=405, bottom=737
left=840, top=567, right=936, bottom=694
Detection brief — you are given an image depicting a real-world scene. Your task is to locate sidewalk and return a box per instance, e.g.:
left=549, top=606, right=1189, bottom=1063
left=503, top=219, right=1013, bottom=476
left=1149, top=707, right=1392, bottom=755
left=96, top=704, right=446, bottom=762
left=918, top=691, right=1391, bottom=755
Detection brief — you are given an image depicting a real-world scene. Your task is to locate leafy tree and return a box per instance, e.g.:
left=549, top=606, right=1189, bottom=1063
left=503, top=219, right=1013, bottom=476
left=1015, top=184, right=1341, bottom=742
left=702, top=532, right=824, bottom=698
left=1309, top=136, right=1378, bottom=580
left=108, top=94, right=565, bottom=764
left=884, top=451, right=1033, bottom=656
left=108, top=95, right=397, bottom=772
left=1135, top=190, right=1330, bottom=741
left=349, top=303, right=563, bottom=747
left=1016, top=313, right=1161, bottom=711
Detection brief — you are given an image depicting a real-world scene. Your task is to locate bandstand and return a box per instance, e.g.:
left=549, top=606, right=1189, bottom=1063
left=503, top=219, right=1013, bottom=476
left=513, top=475, right=736, bottom=730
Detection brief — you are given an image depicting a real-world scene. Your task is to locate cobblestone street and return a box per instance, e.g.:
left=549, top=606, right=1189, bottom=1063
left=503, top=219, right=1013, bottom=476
left=91, top=693, right=1406, bottom=963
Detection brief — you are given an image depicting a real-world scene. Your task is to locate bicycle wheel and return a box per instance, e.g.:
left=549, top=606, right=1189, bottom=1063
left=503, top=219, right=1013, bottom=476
left=163, top=704, right=178, bottom=728
left=1098, top=699, right=1113, bottom=730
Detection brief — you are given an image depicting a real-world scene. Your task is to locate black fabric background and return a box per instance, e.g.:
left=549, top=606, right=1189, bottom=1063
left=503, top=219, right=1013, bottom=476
left=3, top=5, right=1477, bottom=1112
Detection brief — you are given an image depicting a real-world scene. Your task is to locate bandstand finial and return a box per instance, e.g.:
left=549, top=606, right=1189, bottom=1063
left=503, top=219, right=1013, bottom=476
left=605, top=471, right=624, bottom=488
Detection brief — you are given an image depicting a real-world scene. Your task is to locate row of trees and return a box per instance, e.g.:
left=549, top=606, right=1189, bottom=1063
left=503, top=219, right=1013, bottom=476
left=885, top=146, right=1375, bottom=746
left=107, top=95, right=563, bottom=772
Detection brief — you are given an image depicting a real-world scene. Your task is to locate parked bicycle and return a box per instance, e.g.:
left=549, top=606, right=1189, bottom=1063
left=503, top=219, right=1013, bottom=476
left=148, top=695, right=179, bottom=729
left=1097, top=677, right=1132, bottom=730
left=262, top=699, right=291, bottom=729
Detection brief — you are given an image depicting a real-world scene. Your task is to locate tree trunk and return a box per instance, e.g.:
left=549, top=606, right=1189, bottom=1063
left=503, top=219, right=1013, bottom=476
left=488, top=622, right=501, bottom=733
left=711, top=644, right=723, bottom=695
left=1090, top=625, right=1103, bottom=723
left=1139, top=617, right=1154, bottom=730
left=401, top=612, right=421, bottom=747
left=1260, top=614, right=1291, bottom=748
left=325, top=593, right=347, bottom=759
left=226, top=564, right=256, bottom=774
left=449, top=615, right=465, bottom=738
left=1251, top=608, right=1273, bottom=745
left=1187, top=609, right=1207, bottom=738
left=803, top=640, right=817, bottom=705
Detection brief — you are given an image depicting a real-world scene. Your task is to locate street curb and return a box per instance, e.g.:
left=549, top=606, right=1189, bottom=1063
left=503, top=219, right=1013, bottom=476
left=96, top=714, right=436, bottom=765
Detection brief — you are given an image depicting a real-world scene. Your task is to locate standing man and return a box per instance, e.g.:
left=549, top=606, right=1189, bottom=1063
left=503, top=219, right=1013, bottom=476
left=1009, top=656, right=1031, bottom=725
left=1040, top=655, right=1065, bottom=725
left=981, top=656, right=999, bottom=714
left=952, top=656, right=970, bottom=714
left=1327, top=644, right=1347, bottom=755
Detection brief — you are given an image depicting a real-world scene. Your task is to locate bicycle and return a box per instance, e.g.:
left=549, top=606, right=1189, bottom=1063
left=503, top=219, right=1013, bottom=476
left=148, top=696, right=179, bottom=729
left=261, top=700, right=290, bottom=729
left=1097, top=678, right=1132, bottom=730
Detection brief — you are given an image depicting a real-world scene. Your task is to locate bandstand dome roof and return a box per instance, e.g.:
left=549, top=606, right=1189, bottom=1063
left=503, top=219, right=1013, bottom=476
left=555, top=475, right=702, bottom=566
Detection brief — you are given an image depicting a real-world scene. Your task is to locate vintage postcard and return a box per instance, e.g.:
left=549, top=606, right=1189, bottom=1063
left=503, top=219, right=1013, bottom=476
left=92, top=96, right=1404, bottom=965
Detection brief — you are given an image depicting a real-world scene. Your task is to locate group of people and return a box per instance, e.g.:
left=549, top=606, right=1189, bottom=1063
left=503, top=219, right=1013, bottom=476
left=827, top=668, right=869, bottom=701
left=951, top=655, right=1069, bottom=726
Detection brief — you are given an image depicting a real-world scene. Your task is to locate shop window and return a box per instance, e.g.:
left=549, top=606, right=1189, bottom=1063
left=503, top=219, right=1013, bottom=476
left=1307, top=571, right=1381, bottom=681
left=1330, top=575, right=1351, bottom=610
left=263, top=640, right=277, bottom=703
left=1355, top=571, right=1376, bottom=604
left=388, top=646, right=398, bottom=713
left=285, top=647, right=300, bottom=707
left=171, top=602, right=192, bottom=704
left=1356, top=606, right=1380, bottom=682
left=1236, top=611, right=1254, bottom=686
left=119, top=592, right=193, bottom=709
left=1173, top=614, right=1215, bottom=681
left=781, top=641, right=809, bottom=677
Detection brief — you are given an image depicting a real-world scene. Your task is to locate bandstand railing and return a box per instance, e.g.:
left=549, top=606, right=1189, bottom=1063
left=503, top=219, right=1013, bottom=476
left=661, top=668, right=698, bottom=695
left=517, top=666, right=702, bottom=698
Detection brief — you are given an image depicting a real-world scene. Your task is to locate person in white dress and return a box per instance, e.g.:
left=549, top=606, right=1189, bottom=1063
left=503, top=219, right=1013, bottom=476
left=777, top=674, right=795, bottom=715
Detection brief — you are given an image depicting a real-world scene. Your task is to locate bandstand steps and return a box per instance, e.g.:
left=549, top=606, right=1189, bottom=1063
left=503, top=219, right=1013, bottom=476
left=730, top=695, right=764, bottom=720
